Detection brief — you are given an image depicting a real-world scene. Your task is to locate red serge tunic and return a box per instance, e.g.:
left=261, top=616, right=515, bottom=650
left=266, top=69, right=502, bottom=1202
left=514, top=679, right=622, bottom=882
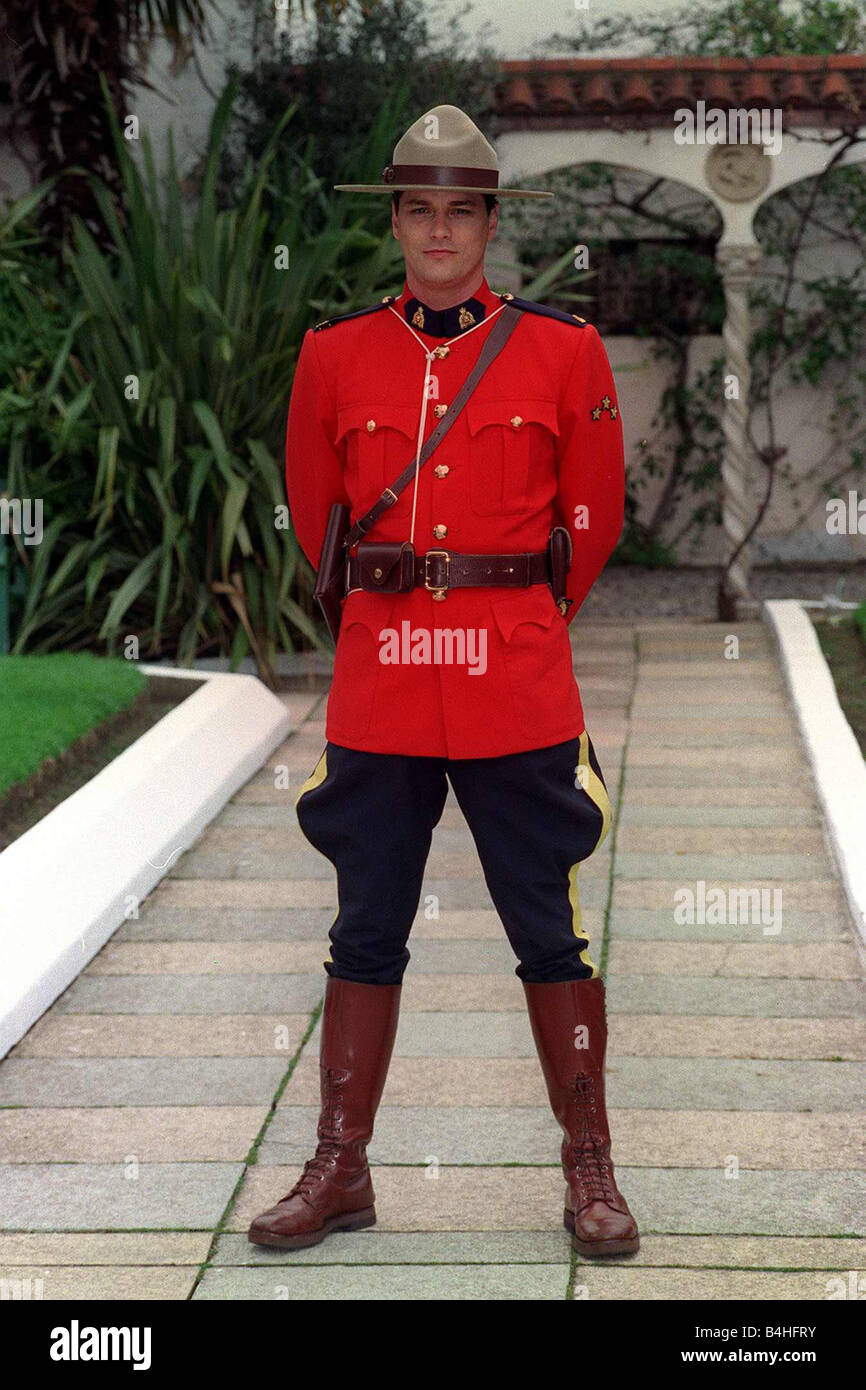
left=284, top=276, right=625, bottom=759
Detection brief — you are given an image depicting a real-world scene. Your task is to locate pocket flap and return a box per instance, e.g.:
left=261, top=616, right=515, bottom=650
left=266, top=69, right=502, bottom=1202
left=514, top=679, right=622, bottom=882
left=336, top=403, right=419, bottom=444
left=489, top=585, right=558, bottom=642
left=341, top=589, right=398, bottom=636
left=466, top=397, right=560, bottom=438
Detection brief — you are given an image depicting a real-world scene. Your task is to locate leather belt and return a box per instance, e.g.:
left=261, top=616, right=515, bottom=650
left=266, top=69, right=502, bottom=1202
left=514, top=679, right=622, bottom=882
left=346, top=547, right=550, bottom=597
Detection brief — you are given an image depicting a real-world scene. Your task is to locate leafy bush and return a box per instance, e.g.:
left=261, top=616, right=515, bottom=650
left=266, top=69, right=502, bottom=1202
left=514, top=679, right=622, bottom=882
left=4, top=79, right=406, bottom=675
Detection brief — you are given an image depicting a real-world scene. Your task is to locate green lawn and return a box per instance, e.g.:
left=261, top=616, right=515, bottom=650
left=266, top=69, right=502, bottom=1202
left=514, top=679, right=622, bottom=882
left=0, top=653, right=147, bottom=798
left=814, top=607, right=866, bottom=760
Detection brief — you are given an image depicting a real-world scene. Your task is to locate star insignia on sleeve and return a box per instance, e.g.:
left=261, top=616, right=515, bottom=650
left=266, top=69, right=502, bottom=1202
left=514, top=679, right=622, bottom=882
left=590, top=395, right=618, bottom=422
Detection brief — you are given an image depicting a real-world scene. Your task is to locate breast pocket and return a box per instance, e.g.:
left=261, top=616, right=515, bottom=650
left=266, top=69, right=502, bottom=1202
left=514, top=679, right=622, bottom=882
left=466, top=398, right=559, bottom=516
left=335, top=404, right=420, bottom=507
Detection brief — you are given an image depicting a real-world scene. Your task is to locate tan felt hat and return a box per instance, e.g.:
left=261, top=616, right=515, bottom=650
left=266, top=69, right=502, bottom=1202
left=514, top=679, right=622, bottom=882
left=334, top=103, right=554, bottom=199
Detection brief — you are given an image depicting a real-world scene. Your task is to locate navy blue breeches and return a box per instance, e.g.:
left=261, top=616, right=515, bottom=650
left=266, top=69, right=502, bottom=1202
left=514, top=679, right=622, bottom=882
left=294, top=733, right=612, bottom=986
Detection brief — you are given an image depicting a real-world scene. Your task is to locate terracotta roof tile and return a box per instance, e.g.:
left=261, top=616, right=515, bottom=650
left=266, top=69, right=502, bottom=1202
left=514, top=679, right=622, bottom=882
left=493, top=55, right=866, bottom=129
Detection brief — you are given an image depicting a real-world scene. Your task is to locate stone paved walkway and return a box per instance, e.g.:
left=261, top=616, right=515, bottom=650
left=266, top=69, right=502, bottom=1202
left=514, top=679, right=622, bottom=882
left=1, top=620, right=864, bottom=1300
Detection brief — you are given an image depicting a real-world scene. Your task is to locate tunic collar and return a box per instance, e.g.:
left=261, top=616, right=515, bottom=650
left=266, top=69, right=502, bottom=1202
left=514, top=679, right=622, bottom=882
left=394, top=277, right=502, bottom=339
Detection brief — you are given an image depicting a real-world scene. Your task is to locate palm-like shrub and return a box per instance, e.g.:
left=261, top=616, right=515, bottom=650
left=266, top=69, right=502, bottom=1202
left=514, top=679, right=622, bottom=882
left=6, top=80, right=406, bottom=678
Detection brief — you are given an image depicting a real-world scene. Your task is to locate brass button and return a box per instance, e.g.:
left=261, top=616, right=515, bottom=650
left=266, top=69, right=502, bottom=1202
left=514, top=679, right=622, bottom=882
left=432, top=345, right=450, bottom=359
left=434, top=464, right=449, bottom=478
left=433, top=524, right=448, bottom=539
left=373, top=567, right=383, bottom=579
left=510, top=415, right=523, bottom=429
left=431, top=591, right=447, bottom=601
left=501, top=292, right=515, bottom=301
left=366, top=419, right=376, bottom=433
left=433, top=404, right=448, bottom=419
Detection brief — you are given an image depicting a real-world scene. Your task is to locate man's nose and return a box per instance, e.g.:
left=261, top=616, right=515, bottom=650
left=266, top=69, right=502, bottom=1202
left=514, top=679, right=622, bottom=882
left=429, top=212, right=451, bottom=238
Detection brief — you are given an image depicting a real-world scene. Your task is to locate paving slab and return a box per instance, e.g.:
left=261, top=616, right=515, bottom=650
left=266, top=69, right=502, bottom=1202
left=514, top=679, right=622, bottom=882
left=614, top=853, right=833, bottom=879
left=622, top=768, right=813, bottom=789
left=12, top=1015, right=311, bottom=1058
left=276, top=1048, right=865, bottom=1111
left=193, top=1263, right=569, bottom=1300
left=609, top=943, right=862, bottom=980
left=0, top=1058, right=288, bottom=1107
left=607, top=977, right=865, bottom=1017
left=115, top=907, right=340, bottom=941
left=0, top=1107, right=267, bottom=1162
left=617, top=826, right=826, bottom=852
left=0, top=1232, right=211, bottom=1265
left=612, top=879, right=846, bottom=913
left=52, top=976, right=322, bottom=1015
left=609, top=909, right=849, bottom=941
left=624, top=784, right=817, bottom=806
left=210, top=1230, right=865, bottom=1269
left=570, top=1268, right=864, bottom=1299
left=0, top=1266, right=198, bottom=1299
left=230, top=1165, right=866, bottom=1236
left=259, top=1105, right=863, bottom=1169
left=0, top=1163, right=242, bottom=1231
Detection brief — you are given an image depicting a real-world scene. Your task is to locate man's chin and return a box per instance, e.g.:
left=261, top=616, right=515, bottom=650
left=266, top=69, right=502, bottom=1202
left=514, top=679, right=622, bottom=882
left=413, top=256, right=466, bottom=284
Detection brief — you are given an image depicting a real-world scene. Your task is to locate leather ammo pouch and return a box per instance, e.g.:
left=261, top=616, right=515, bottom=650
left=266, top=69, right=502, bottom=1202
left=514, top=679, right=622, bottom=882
left=312, top=302, right=524, bottom=644
left=353, top=540, right=416, bottom=593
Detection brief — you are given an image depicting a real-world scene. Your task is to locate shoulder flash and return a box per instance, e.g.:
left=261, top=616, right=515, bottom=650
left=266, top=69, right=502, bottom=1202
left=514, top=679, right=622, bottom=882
left=498, top=292, right=589, bottom=327
left=313, top=297, right=396, bottom=332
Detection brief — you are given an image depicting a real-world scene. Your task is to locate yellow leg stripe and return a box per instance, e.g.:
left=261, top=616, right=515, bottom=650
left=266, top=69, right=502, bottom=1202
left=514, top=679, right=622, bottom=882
left=568, top=861, right=599, bottom=977
left=295, top=747, right=328, bottom=810
left=577, top=730, right=611, bottom=849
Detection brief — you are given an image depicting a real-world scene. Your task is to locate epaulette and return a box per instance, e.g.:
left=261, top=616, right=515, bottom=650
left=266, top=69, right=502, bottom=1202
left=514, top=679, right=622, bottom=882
left=313, top=296, right=396, bottom=332
left=498, top=292, right=589, bottom=326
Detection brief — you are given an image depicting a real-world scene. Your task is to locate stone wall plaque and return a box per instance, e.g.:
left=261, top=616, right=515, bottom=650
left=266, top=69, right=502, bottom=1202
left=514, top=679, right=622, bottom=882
left=705, top=143, right=772, bottom=202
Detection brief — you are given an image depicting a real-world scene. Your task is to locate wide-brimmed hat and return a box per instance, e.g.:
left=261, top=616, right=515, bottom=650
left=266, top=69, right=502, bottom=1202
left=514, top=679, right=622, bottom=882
left=334, top=103, right=553, bottom=200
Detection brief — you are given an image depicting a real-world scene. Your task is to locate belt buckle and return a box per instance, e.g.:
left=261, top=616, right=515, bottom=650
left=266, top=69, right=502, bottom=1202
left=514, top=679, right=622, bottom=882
left=424, top=549, right=450, bottom=599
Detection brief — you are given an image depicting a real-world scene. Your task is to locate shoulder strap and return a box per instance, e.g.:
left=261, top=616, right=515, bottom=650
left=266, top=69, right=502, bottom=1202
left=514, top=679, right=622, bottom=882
left=344, top=303, right=524, bottom=549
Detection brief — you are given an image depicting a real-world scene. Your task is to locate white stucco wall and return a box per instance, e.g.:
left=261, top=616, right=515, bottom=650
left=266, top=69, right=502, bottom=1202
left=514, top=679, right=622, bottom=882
left=608, top=335, right=866, bottom=564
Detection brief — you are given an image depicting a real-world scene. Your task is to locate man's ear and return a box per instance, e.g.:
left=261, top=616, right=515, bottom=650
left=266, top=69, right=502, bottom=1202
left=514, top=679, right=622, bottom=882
left=487, top=205, right=499, bottom=242
left=391, top=203, right=400, bottom=241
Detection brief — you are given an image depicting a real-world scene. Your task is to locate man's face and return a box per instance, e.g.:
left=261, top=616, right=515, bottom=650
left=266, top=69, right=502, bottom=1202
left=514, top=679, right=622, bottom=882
left=391, top=189, right=498, bottom=291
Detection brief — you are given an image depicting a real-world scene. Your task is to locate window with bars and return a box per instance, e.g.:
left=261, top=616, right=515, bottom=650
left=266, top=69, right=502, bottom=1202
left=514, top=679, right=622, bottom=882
left=570, top=238, right=724, bottom=335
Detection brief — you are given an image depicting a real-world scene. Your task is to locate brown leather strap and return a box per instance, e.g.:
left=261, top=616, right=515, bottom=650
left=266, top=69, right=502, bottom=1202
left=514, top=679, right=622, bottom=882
left=383, top=163, right=499, bottom=190
left=347, top=547, right=550, bottom=594
left=343, top=303, right=524, bottom=550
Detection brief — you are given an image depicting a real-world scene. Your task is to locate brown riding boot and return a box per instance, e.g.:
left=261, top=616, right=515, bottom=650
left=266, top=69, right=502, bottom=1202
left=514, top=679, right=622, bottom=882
left=247, top=977, right=401, bottom=1249
left=523, top=975, right=639, bottom=1257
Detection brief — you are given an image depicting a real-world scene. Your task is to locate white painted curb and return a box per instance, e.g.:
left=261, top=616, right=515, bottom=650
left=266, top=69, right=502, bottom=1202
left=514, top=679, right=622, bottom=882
left=0, top=671, right=292, bottom=1058
left=763, top=599, right=866, bottom=949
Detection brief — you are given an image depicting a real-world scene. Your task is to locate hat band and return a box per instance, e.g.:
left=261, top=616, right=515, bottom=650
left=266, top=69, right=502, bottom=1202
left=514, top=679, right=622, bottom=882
left=383, top=163, right=499, bottom=190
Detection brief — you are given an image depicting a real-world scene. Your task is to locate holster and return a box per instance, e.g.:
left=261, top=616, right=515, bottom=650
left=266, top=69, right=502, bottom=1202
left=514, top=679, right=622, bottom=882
left=313, top=501, right=351, bottom=645
left=547, top=525, right=574, bottom=618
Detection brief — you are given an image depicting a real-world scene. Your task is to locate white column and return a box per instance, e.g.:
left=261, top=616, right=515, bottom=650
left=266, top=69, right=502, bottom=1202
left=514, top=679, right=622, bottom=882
left=716, top=243, right=762, bottom=618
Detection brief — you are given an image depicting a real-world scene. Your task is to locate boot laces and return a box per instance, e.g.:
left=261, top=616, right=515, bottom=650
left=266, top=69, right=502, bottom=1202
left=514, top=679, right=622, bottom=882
left=281, top=1067, right=350, bottom=1202
left=568, top=1073, right=618, bottom=1205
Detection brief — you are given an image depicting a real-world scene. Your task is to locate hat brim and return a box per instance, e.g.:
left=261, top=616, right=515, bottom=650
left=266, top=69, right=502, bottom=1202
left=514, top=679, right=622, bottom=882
left=333, top=183, right=553, bottom=199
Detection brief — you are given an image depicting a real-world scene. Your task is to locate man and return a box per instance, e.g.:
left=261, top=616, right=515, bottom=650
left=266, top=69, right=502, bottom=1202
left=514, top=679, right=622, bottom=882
left=248, top=105, right=639, bottom=1258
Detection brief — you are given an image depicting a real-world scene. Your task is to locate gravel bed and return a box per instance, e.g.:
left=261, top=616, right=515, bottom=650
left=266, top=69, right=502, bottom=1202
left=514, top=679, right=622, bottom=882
left=580, top=564, right=866, bottom=620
